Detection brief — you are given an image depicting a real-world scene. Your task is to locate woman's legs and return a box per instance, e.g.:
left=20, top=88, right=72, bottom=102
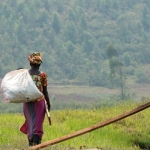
left=24, top=100, right=45, bottom=146
left=28, top=137, right=33, bottom=146
left=32, top=134, right=41, bottom=145
left=28, top=134, right=41, bottom=146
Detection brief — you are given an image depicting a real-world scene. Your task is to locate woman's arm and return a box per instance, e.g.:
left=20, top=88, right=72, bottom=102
left=43, top=86, right=51, bottom=111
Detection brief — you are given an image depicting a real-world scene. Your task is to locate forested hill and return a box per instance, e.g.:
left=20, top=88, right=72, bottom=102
left=0, top=0, right=150, bottom=86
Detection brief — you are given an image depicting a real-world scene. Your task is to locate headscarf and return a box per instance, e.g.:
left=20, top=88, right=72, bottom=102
left=28, top=52, right=43, bottom=65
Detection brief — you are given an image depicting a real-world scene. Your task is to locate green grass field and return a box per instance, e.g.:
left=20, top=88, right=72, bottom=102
left=1, top=100, right=150, bottom=150
left=0, top=84, right=150, bottom=150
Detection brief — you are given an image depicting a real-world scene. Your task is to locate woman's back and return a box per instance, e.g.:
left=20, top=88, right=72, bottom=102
left=29, top=70, right=47, bottom=93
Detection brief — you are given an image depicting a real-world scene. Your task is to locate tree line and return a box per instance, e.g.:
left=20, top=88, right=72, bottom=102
left=0, top=0, right=150, bottom=87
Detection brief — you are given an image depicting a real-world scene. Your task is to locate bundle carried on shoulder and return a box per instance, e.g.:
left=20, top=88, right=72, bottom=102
left=1, top=69, right=43, bottom=103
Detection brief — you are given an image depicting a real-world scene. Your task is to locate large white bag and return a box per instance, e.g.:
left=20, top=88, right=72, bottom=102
left=1, top=69, right=43, bottom=103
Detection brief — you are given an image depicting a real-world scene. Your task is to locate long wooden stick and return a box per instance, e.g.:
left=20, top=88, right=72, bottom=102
left=29, top=101, right=150, bottom=150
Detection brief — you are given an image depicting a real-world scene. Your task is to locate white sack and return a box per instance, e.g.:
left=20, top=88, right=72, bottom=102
left=1, top=69, right=43, bottom=103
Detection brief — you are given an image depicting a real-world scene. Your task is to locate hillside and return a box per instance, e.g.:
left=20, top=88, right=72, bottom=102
left=0, top=0, right=150, bottom=87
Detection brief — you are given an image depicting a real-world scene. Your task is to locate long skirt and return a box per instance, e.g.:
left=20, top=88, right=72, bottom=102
left=20, top=99, right=45, bottom=139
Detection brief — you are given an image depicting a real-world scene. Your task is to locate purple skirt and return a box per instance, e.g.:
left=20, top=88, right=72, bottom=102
left=21, top=99, right=46, bottom=139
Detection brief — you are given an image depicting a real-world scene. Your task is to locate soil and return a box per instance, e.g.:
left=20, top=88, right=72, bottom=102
left=48, top=83, right=150, bottom=102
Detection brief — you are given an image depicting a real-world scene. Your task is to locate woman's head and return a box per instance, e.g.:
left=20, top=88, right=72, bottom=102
left=28, top=52, right=43, bottom=65
left=28, top=52, right=43, bottom=69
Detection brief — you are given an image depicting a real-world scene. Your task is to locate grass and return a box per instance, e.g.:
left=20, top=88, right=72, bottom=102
left=0, top=100, right=150, bottom=150
left=0, top=84, right=150, bottom=149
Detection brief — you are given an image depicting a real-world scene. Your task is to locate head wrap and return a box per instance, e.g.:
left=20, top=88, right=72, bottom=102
left=28, top=52, right=43, bottom=64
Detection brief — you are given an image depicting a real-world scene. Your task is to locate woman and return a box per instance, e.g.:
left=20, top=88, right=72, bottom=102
left=20, top=52, right=51, bottom=146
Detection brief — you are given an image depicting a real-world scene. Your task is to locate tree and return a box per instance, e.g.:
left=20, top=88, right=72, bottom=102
left=66, top=41, right=75, bottom=54
left=51, top=12, right=61, bottom=34
left=82, top=32, right=94, bottom=54
left=105, top=43, right=126, bottom=100
left=123, top=52, right=131, bottom=67
left=64, top=21, right=77, bottom=44
left=80, top=15, right=88, bottom=30
left=14, top=16, right=26, bottom=44
left=142, top=5, right=150, bottom=31
left=105, top=43, right=118, bottom=59
left=36, top=8, right=49, bottom=27
left=68, top=8, right=76, bottom=21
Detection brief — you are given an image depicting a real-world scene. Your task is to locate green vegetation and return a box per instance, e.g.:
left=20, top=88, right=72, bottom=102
left=105, top=43, right=126, bottom=99
left=0, top=85, right=150, bottom=149
left=0, top=0, right=150, bottom=87
left=0, top=101, right=150, bottom=150
left=1, top=1, right=150, bottom=149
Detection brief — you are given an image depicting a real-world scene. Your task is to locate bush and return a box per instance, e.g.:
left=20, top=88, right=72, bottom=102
left=135, top=70, right=150, bottom=83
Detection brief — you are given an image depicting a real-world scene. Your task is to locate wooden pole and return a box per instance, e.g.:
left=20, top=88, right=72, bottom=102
left=28, top=101, right=150, bottom=150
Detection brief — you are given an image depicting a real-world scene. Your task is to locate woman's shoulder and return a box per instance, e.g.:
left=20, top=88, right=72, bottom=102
left=40, top=71, right=47, bottom=78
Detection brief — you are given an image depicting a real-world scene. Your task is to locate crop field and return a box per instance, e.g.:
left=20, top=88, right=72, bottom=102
left=0, top=84, right=150, bottom=150
left=48, top=83, right=150, bottom=110
left=1, top=101, right=150, bottom=150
